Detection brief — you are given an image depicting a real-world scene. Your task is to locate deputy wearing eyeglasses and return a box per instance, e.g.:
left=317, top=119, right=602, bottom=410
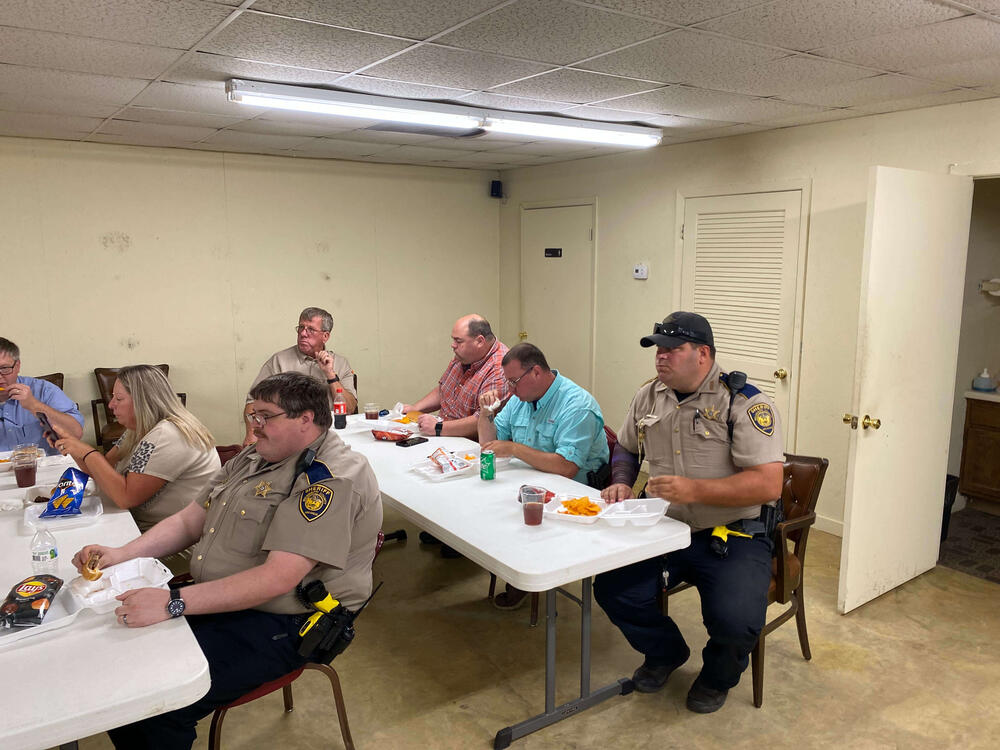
left=0, top=336, right=84, bottom=453
left=593, top=311, right=783, bottom=715
left=243, top=307, right=356, bottom=446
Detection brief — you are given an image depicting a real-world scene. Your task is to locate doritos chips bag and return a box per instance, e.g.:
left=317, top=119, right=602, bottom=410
left=39, top=467, right=89, bottom=518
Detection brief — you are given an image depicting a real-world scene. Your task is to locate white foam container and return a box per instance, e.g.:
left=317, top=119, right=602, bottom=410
left=544, top=494, right=609, bottom=524
left=601, top=497, right=668, bottom=527
left=410, top=453, right=477, bottom=482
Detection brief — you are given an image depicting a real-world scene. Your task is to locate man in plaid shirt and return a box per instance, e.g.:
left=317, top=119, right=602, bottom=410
left=403, top=314, right=510, bottom=439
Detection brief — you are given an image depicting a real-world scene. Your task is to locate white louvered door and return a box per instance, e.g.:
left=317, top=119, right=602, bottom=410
left=680, top=190, right=803, bottom=447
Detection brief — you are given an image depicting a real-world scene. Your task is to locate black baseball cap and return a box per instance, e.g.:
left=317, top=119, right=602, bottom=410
left=640, top=311, right=714, bottom=349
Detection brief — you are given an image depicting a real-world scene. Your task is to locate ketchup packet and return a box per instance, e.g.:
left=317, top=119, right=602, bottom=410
left=1, top=574, right=63, bottom=628
left=517, top=485, right=555, bottom=503
left=39, top=467, right=89, bottom=518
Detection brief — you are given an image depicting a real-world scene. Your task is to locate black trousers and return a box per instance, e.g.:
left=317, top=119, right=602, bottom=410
left=107, top=609, right=307, bottom=750
left=594, top=529, right=772, bottom=691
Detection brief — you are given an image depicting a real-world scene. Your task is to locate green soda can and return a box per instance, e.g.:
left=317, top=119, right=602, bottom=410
left=480, top=449, right=495, bottom=480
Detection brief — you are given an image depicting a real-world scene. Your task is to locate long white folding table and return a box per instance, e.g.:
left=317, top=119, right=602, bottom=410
left=338, top=417, right=690, bottom=748
left=0, top=455, right=210, bottom=750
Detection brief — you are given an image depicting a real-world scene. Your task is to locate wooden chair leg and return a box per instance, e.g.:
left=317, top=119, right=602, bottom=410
left=751, top=636, right=765, bottom=708
left=306, top=663, right=355, bottom=750
left=528, top=593, right=539, bottom=627
left=794, top=587, right=811, bottom=660
left=208, top=707, right=227, bottom=750
left=488, top=573, right=497, bottom=601
left=281, top=683, right=294, bottom=712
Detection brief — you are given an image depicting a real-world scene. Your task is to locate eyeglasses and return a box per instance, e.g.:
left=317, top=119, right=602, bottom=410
left=0, top=362, right=18, bottom=375
left=295, top=325, right=327, bottom=336
left=245, top=411, right=287, bottom=427
left=652, top=322, right=708, bottom=345
left=506, top=367, right=533, bottom=387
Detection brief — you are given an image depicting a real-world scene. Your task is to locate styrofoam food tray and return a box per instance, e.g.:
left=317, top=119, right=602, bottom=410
left=0, top=558, right=171, bottom=649
left=22, top=493, right=104, bottom=534
left=410, top=453, right=477, bottom=482
left=601, top=497, right=667, bottom=526
left=544, top=494, right=609, bottom=524
left=368, top=419, right=418, bottom=433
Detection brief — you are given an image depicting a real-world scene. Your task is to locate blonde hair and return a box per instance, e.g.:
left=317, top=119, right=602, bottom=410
left=116, top=365, right=214, bottom=455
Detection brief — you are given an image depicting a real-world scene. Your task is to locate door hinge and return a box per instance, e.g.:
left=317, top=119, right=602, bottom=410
left=680, top=223, right=685, bottom=240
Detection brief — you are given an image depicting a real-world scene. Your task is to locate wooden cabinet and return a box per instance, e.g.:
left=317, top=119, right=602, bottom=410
left=959, top=396, right=1000, bottom=502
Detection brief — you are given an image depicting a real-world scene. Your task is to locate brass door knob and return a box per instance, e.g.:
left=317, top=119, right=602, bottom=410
left=843, top=413, right=858, bottom=429
left=774, top=368, right=788, bottom=380
left=518, top=330, right=528, bottom=341
left=862, top=415, right=881, bottom=430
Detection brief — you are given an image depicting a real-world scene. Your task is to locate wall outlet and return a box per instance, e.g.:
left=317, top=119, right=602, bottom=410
left=632, top=263, right=649, bottom=280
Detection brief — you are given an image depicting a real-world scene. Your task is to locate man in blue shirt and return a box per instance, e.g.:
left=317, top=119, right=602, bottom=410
left=0, top=337, right=84, bottom=453
left=478, top=342, right=609, bottom=608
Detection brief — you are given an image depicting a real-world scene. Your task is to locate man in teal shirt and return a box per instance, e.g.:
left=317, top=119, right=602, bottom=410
left=478, top=342, right=609, bottom=607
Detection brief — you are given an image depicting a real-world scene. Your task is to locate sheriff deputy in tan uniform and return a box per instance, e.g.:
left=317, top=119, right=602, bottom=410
left=593, top=311, right=784, bottom=716
left=73, top=372, right=382, bottom=750
left=243, top=306, right=357, bottom=446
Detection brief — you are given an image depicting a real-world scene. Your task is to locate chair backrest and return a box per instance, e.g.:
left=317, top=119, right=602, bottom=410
left=215, top=444, right=242, bottom=466
left=604, top=425, right=618, bottom=456
left=35, top=372, right=65, bottom=390
left=94, top=364, right=170, bottom=403
left=781, top=453, right=829, bottom=542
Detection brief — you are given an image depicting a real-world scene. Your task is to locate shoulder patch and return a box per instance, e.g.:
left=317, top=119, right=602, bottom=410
left=747, top=403, right=775, bottom=436
left=299, top=482, right=334, bottom=522
left=305, top=459, right=333, bottom=485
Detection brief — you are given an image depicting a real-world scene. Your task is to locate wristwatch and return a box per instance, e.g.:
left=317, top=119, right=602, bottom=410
left=166, top=587, right=186, bottom=618
left=326, top=375, right=340, bottom=384
left=435, top=419, right=443, bottom=437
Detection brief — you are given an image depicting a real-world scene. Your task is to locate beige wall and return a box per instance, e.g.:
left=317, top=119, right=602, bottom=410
left=949, top=178, right=1000, bottom=490
left=498, top=97, right=1000, bottom=534
left=1, top=137, right=500, bottom=445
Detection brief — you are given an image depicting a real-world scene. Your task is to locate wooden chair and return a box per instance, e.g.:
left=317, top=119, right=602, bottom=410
left=661, top=452, right=829, bottom=707
left=215, top=444, right=243, bottom=466
left=91, top=365, right=183, bottom=452
left=207, top=530, right=389, bottom=750
left=34, top=372, right=65, bottom=389
left=487, top=425, right=620, bottom=627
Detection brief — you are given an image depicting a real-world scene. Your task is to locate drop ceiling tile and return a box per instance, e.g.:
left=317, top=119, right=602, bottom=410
left=905, top=57, right=1000, bottom=89
left=645, top=114, right=739, bottom=133
left=131, top=81, right=263, bottom=116
left=200, top=129, right=316, bottom=150
left=0, top=92, right=120, bottom=119
left=96, top=118, right=218, bottom=141
left=251, top=0, right=502, bottom=40
left=0, top=64, right=148, bottom=105
left=200, top=12, right=412, bottom=72
left=493, top=69, right=663, bottom=104
left=609, top=86, right=826, bottom=121
left=435, top=0, right=667, bottom=65
left=363, top=45, right=553, bottom=90
left=166, top=51, right=350, bottom=88
left=0, top=28, right=185, bottom=80
left=328, top=127, right=449, bottom=145
left=432, top=160, right=506, bottom=169
left=436, top=150, right=532, bottom=165
left=333, top=75, right=472, bottom=100
left=850, top=87, right=996, bottom=114
left=691, top=55, right=874, bottom=98
left=88, top=133, right=206, bottom=149
left=483, top=140, right=613, bottom=155
left=696, top=0, right=963, bottom=52
left=584, top=0, right=760, bottom=26
left=781, top=74, right=953, bottom=107
left=423, top=133, right=534, bottom=150
left=222, top=117, right=355, bottom=136
left=356, top=144, right=465, bottom=161
left=456, top=92, right=575, bottom=113
left=558, top=105, right=661, bottom=123
left=755, top=108, right=863, bottom=128
left=962, top=0, right=1000, bottom=11
left=0, top=0, right=233, bottom=48
left=578, top=29, right=784, bottom=86
left=287, top=137, right=396, bottom=157
left=118, top=106, right=246, bottom=128
left=815, top=16, right=1000, bottom=72
left=0, top=110, right=102, bottom=138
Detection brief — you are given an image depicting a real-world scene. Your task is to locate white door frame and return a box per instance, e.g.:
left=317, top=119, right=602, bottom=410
left=672, top=178, right=812, bottom=450
left=519, top=197, right=598, bottom=388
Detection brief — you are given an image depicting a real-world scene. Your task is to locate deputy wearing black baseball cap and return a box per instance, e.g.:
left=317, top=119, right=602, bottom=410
left=640, top=311, right=714, bottom=350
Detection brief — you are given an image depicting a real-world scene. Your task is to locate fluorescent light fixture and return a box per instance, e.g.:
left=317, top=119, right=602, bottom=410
left=227, top=79, right=662, bottom=148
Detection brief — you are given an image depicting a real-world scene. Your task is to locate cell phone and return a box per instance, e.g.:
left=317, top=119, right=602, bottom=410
left=397, top=436, right=429, bottom=448
left=36, top=411, right=56, bottom=441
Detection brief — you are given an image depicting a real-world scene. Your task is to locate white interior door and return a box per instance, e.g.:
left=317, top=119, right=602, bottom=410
left=520, top=204, right=594, bottom=389
left=680, top=190, right=803, bottom=445
left=838, top=166, right=973, bottom=614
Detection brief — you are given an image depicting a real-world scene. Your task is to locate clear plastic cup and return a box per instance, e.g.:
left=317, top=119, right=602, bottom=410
left=520, top=487, right=545, bottom=526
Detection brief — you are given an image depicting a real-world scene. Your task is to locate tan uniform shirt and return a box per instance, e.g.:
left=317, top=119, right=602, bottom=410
left=114, top=420, right=222, bottom=531
left=618, top=362, right=783, bottom=532
left=188, top=430, right=382, bottom=612
left=248, top=346, right=357, bottom=405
